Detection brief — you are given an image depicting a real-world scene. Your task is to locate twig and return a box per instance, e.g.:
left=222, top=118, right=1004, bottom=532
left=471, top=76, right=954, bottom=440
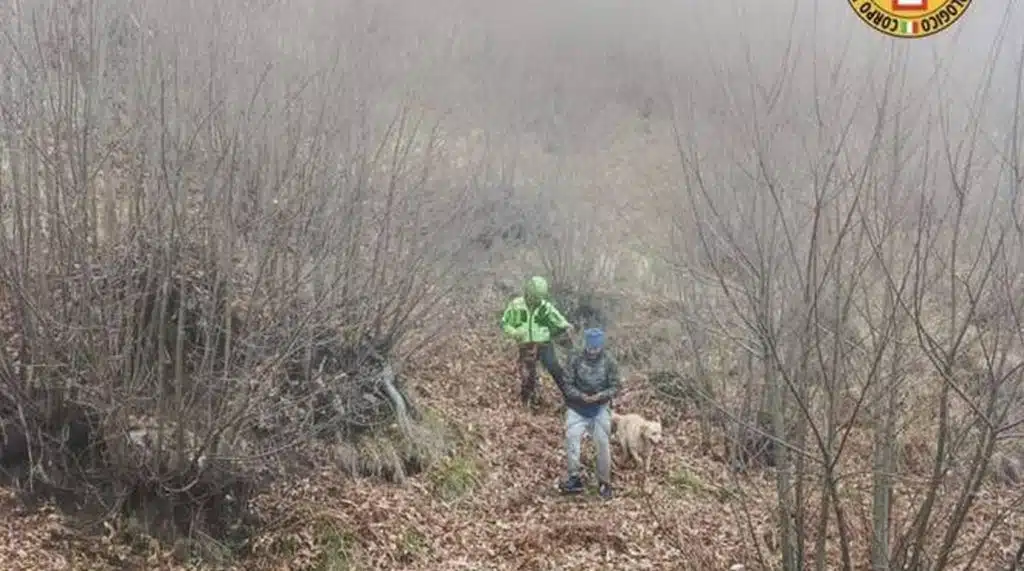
left=639, top=469, right=714, bottom=570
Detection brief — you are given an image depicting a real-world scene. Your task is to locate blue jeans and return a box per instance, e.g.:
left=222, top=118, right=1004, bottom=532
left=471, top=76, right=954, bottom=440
left=565, top=404, right=612, bottom=484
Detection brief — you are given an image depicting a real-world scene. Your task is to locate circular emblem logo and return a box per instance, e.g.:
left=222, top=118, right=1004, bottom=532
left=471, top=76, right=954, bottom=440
left=849, top=0, right=971, bottom=39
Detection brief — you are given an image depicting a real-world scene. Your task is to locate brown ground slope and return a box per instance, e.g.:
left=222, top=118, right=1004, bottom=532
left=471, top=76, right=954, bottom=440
left=2, top=326, right=1023, bottom=570
left=241, top=328, right=768, bottom=570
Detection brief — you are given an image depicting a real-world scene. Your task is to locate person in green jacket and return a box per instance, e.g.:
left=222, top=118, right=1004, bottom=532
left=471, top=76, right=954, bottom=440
left=501, top=276, right=574, bottom=407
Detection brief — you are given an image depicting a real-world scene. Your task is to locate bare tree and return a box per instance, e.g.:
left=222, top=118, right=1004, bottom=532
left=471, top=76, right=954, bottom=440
left=0, top=0, right=495, bottom=550
left=660, top=3, right=1024, bottom=570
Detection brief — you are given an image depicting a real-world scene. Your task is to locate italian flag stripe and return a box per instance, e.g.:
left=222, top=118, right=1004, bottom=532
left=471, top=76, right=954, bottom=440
left=900, top=20, right=918, bottom=35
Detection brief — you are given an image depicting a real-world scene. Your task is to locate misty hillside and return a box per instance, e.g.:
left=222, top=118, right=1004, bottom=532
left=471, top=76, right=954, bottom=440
left=2, top=1, right=1024, bottom=570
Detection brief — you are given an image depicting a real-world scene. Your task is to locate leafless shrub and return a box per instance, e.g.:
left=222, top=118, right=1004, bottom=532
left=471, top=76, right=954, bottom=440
left=0, top=0, right=487, bottom=555
left=529, top=181, right=619, bottom=330
left=661, top=3, right=1024, bottom=569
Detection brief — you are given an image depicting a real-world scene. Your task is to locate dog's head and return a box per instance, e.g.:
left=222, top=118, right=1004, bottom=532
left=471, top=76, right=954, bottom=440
left=643, top=419, right=664, bottom=444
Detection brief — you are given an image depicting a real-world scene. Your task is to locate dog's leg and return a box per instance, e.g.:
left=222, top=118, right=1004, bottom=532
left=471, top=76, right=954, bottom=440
left=629, top=441, right=643, bottom=467
left=622, top=439, right=637, bottom=467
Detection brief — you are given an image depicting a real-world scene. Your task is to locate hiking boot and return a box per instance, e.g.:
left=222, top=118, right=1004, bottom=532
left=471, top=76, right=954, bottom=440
left=598, top=482, right=614, bottom=500
left=559, top=475, right=585, bottom=495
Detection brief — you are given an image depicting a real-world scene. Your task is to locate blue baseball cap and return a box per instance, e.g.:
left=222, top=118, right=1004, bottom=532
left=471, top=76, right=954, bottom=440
left=584, top=328, right=605, bottom=350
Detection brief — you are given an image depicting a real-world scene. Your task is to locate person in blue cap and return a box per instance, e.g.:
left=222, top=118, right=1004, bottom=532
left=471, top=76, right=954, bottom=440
left=557, top=327, right=621, bottom=499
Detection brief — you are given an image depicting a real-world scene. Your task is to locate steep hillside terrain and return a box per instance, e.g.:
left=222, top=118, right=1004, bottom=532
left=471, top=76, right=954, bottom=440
left=0, top=325, right=765, bottom=570
left=3, top=309, right=1024, bottom=570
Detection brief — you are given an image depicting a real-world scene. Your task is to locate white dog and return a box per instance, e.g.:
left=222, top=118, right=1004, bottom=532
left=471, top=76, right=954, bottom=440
left=611, top=411, right=663, bottom=472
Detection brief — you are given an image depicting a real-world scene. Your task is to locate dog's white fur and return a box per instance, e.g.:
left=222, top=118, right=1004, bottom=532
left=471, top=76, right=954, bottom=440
left=611, top=411, right=663, bottom=472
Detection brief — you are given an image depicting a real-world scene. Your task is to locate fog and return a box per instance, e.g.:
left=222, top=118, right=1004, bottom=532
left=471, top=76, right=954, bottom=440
left=2, top=0, right=1021, bottom=277
left=8, top=0, right=1018, bottom=167
left=329, top=0, right=1022, bottom=129
left=4, top=1, right=1024, bottom=568
left=3, top=0, right=1021, bottom=298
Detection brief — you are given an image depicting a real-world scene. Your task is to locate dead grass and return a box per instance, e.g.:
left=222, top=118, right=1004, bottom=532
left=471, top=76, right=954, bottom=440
left=428, top=453, right=482, bottom=503
left=326, top=408, right=453, bottom=485
left=313, top=522, right=363, bottom=571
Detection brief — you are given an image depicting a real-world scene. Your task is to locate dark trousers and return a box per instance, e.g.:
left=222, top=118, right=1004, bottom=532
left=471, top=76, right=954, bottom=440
left=517, top=342, right=565, bottom=405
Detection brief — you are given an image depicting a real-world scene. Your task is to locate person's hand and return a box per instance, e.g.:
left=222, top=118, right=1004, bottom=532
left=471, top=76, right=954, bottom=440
left=557, top=324, right=575, bottom=347
left=581, top=393, right=600, bottom=404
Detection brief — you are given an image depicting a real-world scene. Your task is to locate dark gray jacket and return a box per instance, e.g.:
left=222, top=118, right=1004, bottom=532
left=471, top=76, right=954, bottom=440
left=559, top=350, right=621, bottom=410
